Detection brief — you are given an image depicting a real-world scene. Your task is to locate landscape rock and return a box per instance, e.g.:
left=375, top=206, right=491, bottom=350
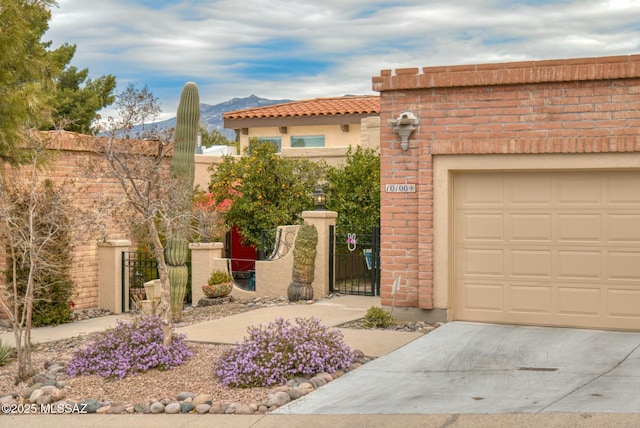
left=195, top=404, right=211, bottom=414
left=267, top=391, right=290, bottom=407
left=235, top=404, right=253, bottom=415
left=175, top=391, right=195, bottom=401
left=149, top=401, right=165, bottom=414
left=164, top=402, right=181, bottom=414
left=80, top=398, right=102, bottom=413
left=192, top=393, right=212, bottom=406
left=109, top=404, right=126, bottom=414
left=180, top=402, right=194, bottom=413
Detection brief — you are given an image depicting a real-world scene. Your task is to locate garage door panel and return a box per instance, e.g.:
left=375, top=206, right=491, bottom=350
left=457, top=175, right=504, bottom=206
left=510, top=176, right=552, bottom=205
left=462, top=283, right=504, bottom=311
left=607, top=289, right=640, bottom=317
left=511, top=214, right=552, bottom=241
left=608, top=215, right=640, bottom=243
left=510, top=285, right=551, bottom=314
left=460, top=248, right=504, bottom=276
left=557, top=250, right=602, bottom=279
left=454, top=171, right=640, bottom=331
left=511, top=250, right=552, bottom=278
left=557, top=287, right=600, bottom=316
left=557, top=214, right=601, bottom=242
left=607, top=252, right=640, bottom=280
left=608, top=173, right=640, bottom=205
left=557, top=175, right=602, bottom=206
left=459, top=213, right=504, bottom=241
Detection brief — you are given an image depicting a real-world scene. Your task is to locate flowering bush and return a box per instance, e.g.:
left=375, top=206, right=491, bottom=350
left=216, top=317, right=355, bottom=387
left=66, top=315, right=192, bottom=379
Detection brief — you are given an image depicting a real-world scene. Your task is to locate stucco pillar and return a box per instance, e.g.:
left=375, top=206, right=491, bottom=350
left=189, top=242, right=224, bottom=305
left=97, top=239, right=131, bottom=314
left=301, top=210, right=338, bottom=298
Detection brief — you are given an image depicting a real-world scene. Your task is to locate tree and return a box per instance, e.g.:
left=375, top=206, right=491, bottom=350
left=0, top=130, right=79, bottom=382
left=49, top=63, right=117, bottom=134
left=200, top=127, right=232, bottom=148
left=89, top=83, right=220, bottom=342
left=208, top=140, right=324, bottom=247
left=0, top=0, right=71, bottom=165
left=324, top=146, right=380, bottom=229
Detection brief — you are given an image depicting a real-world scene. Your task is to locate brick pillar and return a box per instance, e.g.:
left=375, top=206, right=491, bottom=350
left=301, top=210, right=338, bottom=298
left=97, top=239, right=131, bottom=314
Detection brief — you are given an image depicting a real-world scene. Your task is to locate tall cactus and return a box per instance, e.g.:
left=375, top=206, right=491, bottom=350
left=287, top=224, right=318, bottom=301
left=166, top=82, right=199, bottom=321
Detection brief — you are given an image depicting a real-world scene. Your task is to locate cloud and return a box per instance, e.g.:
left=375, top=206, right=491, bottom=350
left=46, top=0, right=640, bottom=120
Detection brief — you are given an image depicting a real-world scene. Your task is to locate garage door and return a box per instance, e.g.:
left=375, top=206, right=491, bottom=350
left=454, top=170, right=640, bottom=331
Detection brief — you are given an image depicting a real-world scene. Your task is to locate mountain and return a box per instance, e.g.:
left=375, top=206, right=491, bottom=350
left=148, top=95, right=293, bottom=140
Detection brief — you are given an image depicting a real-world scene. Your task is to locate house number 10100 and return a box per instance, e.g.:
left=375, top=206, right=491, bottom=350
left=385, top=184, right=416, bottom=193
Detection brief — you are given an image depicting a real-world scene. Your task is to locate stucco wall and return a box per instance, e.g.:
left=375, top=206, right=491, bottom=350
left=373, top=54, right=640, bottom=312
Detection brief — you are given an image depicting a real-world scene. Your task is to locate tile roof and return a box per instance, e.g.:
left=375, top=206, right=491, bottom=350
left=223, top=95, right=379, bottom=120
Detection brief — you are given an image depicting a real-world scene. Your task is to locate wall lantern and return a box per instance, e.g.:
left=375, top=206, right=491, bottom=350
left=389, top=111, right=419, bottom=151
left=313, top=185, right=326, bottom=210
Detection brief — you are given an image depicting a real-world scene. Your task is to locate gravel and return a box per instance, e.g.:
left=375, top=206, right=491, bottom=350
left=0, top=295, right=438, bottom=414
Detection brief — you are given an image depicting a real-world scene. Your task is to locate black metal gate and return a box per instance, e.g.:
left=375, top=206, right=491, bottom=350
left=121, top=251, right=159, bottom=312
left=121, top=251, right=193, bottom=311
left=329, top=225, right=380, bottom=296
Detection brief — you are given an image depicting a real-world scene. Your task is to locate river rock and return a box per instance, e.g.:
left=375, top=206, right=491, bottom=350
left=192, top=393, right=212, bottom=406
left=149, top=401, right=165, bottom=414
left=175, top=391, right=195, bottom=401
left=164, top=402, right=180, bottom=414
left=180, top=402, right=194, bottom=413
left=195, top=404, right=211, bottom=414
left=80, top=398, right=102, bottom=413
left=267, top=391, right=290, bottom=407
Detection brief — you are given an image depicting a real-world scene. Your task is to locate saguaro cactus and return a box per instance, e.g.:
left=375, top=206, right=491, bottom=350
left=287, top=223, right=318, bottom=301
left=166, top=82, right=200, bottom=321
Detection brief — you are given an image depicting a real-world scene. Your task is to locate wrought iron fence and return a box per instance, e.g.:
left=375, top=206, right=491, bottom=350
left=259, top=227, right=297, bottom=261
left=121, top=251, right=192, bottom=311
left=329, top=226, right=380, bottom=296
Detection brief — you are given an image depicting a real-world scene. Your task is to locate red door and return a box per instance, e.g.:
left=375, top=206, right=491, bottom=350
left=229, top=226, right=256, bottom=272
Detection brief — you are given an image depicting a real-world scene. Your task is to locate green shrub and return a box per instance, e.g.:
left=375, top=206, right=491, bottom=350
left=0, top=340, right=13, bottom=367
left=363, top=306, right=396, bottom=328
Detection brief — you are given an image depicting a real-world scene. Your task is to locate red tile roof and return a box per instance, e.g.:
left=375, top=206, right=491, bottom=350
left=223, top=95, right=379, bottom=120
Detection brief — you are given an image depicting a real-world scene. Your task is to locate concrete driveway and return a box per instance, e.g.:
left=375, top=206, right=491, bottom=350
left=275, top=322, right=640, bottom=414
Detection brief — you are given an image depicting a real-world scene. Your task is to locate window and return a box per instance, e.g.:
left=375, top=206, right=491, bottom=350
left=290, top=135, right=325, bottom=148
left=252, top=137, right=281, bottom=153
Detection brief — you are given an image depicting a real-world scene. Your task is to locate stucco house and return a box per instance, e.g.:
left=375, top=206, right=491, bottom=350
left=375, top=54, right=640, bottom=331
left=222, top=95, right=380, bottom=165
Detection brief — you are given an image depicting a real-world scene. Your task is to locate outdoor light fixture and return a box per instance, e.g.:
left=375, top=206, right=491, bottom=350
left=313, top=185, right=326, bottom=210
left=389, top=111, right=419, bottom=151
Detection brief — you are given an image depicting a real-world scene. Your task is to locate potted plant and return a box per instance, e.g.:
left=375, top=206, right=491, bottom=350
left=202, top=269, right=233, bottom=298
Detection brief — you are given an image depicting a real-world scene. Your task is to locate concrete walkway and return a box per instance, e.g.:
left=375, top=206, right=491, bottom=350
left=0, top=296, right=422, bottom=357
left=177, top=295, right=423, bottom=357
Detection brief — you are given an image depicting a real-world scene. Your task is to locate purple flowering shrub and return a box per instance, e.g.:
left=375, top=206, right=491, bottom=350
left=216, top=317, right=355, bottom=387
left=66, top=315, right=192, bottom=380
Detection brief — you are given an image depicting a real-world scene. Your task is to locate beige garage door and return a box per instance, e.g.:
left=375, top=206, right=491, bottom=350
left=454, top=170, right=640, bottom=331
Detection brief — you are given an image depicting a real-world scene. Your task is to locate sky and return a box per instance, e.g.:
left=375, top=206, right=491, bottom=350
left=45, top=0, right=640, bottom=121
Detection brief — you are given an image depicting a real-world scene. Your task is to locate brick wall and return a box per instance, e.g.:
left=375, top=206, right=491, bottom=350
left=1, top=131, right=171, bottom=310
left=373, top=54, right=640, bottom=309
